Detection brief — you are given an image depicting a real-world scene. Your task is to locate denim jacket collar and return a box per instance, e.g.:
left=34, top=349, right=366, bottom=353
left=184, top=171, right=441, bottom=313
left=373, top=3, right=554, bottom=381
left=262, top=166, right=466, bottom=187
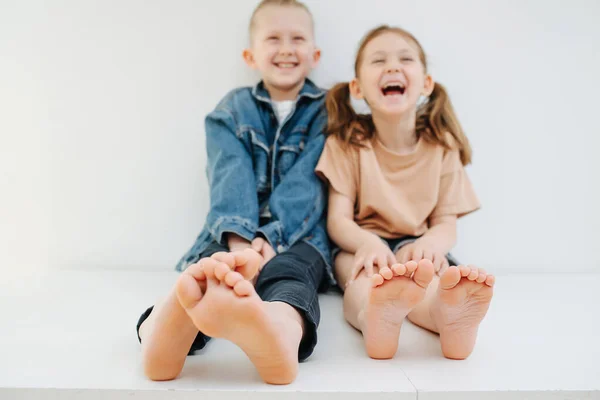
left=251, top=78, right=325, bottom=104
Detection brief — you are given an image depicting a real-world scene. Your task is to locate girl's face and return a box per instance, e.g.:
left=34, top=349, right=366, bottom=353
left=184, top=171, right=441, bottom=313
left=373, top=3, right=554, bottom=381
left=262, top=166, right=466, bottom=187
left=350, top=32, right=434, bottom=117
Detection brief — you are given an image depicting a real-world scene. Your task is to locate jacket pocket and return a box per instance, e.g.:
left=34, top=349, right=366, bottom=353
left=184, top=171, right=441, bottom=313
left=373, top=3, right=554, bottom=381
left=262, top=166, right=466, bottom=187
left=277, top=131, right=306, bottom=177
left=245, top=128, right=270, bottom=193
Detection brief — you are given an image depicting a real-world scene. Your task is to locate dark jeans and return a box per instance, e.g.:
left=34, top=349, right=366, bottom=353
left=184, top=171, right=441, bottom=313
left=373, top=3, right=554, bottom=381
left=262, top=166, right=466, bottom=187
left=137, top=240, right=327, bottom=361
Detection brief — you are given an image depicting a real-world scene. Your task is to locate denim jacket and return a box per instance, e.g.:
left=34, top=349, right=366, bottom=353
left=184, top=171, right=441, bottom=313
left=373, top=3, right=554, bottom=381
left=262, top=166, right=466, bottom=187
left=175, top=79, right=333, bottom=283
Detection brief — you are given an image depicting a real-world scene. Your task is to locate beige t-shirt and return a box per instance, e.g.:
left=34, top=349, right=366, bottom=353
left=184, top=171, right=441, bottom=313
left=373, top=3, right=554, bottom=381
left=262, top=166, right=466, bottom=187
left=315, top=135, right=480, bottom=239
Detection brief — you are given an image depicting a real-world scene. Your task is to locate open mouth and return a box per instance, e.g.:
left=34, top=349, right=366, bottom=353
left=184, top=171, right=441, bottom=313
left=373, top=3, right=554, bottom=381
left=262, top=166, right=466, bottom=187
left=274, top=62, right=299, bottom=69
left=381, top=82, right=406, bottom=96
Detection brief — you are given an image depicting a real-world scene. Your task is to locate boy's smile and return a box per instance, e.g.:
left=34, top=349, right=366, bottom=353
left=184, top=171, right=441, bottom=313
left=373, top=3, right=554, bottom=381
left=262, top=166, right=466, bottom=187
left=244, top=5, right=321, bottom=101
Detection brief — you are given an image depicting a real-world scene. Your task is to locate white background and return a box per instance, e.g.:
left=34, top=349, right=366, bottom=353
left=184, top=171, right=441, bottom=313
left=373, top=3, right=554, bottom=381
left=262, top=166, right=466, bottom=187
left=1, top=0, right=599, bottom=281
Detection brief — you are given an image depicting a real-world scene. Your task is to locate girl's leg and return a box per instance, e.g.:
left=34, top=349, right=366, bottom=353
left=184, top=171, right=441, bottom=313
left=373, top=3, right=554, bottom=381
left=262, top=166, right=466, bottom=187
left=335, top=251, right=434, bottom=359
left=406, top=265, right=495, bottom=359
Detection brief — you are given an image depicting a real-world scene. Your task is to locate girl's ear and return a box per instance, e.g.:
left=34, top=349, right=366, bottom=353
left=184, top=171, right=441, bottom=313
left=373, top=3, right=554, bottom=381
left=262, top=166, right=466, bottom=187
left=349, top=78, right=363, bottom=100
left=422, top=74, right=435, bottom=96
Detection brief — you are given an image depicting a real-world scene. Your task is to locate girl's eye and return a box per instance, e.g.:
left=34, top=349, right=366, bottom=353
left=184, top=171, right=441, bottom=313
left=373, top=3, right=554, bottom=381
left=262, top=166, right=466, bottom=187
left=373, top=59, right=385, bottom=64
left=293, top=36, right=305, bottom=41
left=401, top=57, right=414, bottom=62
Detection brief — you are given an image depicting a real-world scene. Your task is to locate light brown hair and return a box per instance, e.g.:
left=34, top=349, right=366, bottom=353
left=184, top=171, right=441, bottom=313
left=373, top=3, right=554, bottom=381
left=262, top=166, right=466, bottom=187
left=249, top=0, right=314, bottom=41
left=326, top=25, right=472, bottom=165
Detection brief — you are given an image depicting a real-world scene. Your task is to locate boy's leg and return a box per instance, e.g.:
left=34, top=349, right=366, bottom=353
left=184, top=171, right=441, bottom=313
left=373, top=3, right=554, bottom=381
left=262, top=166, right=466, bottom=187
left=176, top=242, right=325, bottom=385
left=253, top=242, right=325, bottom=362
left=137, top=242, right=228, bottom=381
left=406, top=265, right=495, bottom=360
left=137, top=280, right=203, bottom=381
left=334, top=251, right=434, bottom=359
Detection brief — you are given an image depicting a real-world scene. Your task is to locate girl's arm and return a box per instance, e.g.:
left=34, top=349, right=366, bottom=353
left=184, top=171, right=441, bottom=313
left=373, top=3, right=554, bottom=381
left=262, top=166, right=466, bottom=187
left=396, top=215, right=458, bottom=272
left=420, top=214, right=458, bottom=254
left=327, top=187, right=396, bottom=279
left=327, top=188, right=382, bottom=254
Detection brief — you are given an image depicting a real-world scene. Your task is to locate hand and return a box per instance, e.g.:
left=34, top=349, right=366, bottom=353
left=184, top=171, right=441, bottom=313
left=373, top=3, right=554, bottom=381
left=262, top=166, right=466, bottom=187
left=349, top=236, right=396, bottom=283
left=227, top=233, right=253, bottom=252
left=251, top=237, right=276, bottom=269
left=396, top=239, right=449, bottom=274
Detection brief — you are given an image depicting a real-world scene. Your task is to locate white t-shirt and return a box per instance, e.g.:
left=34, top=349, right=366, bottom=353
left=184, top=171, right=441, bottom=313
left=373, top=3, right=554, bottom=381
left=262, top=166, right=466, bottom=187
left=260, top=100, right=296, bottom=220
left=272, top=100, right=295, bottom=125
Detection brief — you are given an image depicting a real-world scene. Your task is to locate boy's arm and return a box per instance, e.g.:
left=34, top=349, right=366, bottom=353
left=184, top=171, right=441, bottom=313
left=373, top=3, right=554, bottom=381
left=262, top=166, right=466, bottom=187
left=257, top=111, right=327, bottom=252
left=204, top=108, right=259, bottom=246
left=226, top=233, right=254, bottom=251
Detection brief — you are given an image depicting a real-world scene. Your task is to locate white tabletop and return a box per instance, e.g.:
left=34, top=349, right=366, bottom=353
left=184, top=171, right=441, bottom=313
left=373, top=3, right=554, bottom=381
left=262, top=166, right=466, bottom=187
left=1, top=269, right=598, bottom=400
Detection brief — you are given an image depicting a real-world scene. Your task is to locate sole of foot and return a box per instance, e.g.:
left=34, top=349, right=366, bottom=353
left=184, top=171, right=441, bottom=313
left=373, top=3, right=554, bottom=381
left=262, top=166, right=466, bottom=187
left=431, top=265, right=495, bottom=360
left=360, top=259, right=435, bottom=359
left=176, top=260, right=302, bottom=384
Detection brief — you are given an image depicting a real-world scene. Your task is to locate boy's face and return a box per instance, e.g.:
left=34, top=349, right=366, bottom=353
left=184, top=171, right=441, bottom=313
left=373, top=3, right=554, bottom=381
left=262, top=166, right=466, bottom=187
left=244, top=6, right=320, bottom=101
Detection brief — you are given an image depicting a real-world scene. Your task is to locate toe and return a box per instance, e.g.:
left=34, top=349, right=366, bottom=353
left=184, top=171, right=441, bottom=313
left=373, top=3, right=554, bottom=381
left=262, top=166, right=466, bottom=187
left=185, top=259, right=211, bottom=281
left=458, top=265, right=471, bottom=277
left=485, top=275, right=496, bottom=287
left=371, top=274, right=385, bottom=287
left=176, top=274, right=203, bottom=309
left=476, top=268, right=487, bottom=283
left=413, top=259, right=434, bottom=288
left=233, top=280, right=254, bottom=297
left=392, top=263, right=406, bottom=276
left=211, top=252, right=235, bottom=268
left=439, top=266, right=462, bottom=290
left=199, top=258, right=220, bottom=279
left=405, top=261, right=418, bottom=275
left=234, top=249, right=262, bottom=280
left=214, top=262, right=232, bottom=281
left=467, top=266, right=479, bottom=281
left=224, top=271, right=245, bottom=288
left=379, top=267, right=393, bottom=280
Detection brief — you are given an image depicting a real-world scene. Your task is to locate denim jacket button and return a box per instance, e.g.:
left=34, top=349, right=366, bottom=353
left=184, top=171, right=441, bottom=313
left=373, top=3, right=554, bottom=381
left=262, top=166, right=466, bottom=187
left=277, top=245, right=285, bottom=253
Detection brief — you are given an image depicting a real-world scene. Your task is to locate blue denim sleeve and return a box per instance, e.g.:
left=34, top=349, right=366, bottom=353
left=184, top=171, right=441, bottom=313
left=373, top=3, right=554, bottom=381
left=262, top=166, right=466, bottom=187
left=204, top=108, right=259, bottom=244
left=257, top=110, right=327, bottom=253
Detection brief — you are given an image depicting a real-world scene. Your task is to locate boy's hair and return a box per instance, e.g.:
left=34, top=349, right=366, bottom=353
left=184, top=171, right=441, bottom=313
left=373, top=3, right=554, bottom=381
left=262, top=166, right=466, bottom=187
left=326, top=25, right=472, bottom=165
left=249, top=0, right=314, bottom=40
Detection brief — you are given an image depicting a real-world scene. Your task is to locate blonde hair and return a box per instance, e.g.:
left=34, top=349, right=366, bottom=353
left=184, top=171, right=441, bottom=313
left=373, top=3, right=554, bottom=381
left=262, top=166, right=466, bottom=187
left=249, top=0, right=314, bottom=40
left=326, top=25, right=472, bottom=165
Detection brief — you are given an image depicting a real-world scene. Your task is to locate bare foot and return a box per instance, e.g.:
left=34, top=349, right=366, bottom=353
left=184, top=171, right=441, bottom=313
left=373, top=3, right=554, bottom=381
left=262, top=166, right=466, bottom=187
left=139, top=250, right=260, bottom=381
left=174, top=248, right=262, bottom=309
left=359, top=260, right=435, bottom=359
left=210, top=249, right=262, bottom=281
left=174, top=248, right=262, bottom=304
left=431, top=265, right=495, bottom=360
left=140, top=257, right=215, bottom=381
left=176, top=260, right=303, bottom=385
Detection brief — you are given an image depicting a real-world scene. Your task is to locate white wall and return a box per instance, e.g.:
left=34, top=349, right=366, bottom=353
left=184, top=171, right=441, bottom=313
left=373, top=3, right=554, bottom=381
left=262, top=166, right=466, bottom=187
left=1, top=0, right=599, bottom=276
